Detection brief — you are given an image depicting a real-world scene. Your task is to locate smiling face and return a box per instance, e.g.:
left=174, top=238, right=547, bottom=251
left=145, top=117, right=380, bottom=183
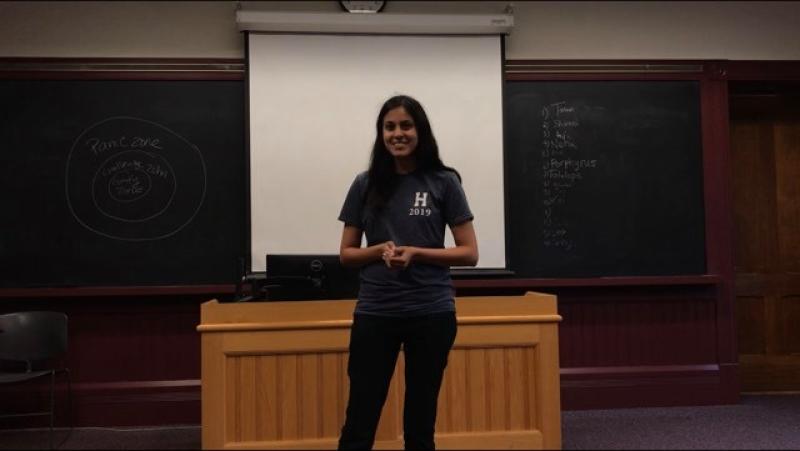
left=382, top=106, right=419, bottom=161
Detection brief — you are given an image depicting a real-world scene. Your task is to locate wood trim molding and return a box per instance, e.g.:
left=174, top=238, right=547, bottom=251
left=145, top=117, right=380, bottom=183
left=725, top=61, right=800, bottom=81
left=0, top=57, right=244, bottom=70
left=0, top=285, right=237, bottom=298
left=197, top=314, right=564, bottom=332
left=504, top=59, right=712, bottom=81
left=560, top=363, right=739, bottom=409
left=0, top=277, right=722, bottom=298
left=0, top=379, right=201, bottom=427
left=699, top=72, right=738, bottom=370
left=455, top=275, right=722, bottom=289
left=0, top=276, right=724, bottom=297
left=561, top=364, right=720, bottom=377
left=72, top=379, right=200, bottom=391
left=505, top=60, right=705, bottom=74
left=0, top=57, right=245, bottom=80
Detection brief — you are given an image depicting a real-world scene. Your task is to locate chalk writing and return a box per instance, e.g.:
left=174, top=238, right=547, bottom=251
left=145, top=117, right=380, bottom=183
left=66, top=116, right=207, bottom=241
left=108, top=171, right=150, bottom=202
left=86, top=135, right=163, bottom=156
left=539, top=101, right=600, bottom=251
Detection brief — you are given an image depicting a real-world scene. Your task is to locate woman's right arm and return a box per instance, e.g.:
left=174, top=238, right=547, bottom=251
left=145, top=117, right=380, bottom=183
left=339, top=225, right=395, bottom=268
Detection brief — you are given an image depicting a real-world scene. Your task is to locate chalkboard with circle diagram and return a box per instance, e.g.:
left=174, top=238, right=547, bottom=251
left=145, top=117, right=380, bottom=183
left=0, top=79, right=246, bottom=287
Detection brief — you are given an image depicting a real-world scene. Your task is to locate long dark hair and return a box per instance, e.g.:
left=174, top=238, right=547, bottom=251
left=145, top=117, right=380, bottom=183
left=365, top=95, right=460, bottom=208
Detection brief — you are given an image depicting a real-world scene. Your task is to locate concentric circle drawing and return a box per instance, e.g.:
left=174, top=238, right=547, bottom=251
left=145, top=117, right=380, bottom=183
left=66, top=117, right=207, bottom=241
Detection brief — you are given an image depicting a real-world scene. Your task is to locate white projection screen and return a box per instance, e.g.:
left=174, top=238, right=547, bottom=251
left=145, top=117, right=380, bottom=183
left=247, top=33, right=505, bottom=271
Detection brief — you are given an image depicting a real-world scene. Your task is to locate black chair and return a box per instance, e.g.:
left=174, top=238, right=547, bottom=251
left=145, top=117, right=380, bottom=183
left=0, top=311, right=71, bottom=449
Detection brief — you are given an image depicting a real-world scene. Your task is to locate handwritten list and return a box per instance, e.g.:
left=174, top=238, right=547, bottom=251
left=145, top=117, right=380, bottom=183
left=540, top=102, right=597, bottom=251
left=505, top=80, right=705, bottom=277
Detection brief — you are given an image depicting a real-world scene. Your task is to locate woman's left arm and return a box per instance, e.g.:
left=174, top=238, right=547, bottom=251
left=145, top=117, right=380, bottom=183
left=389, top=220, right=479, bottom=268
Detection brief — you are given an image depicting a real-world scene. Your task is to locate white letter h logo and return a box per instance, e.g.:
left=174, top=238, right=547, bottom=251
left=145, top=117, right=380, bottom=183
left=414, top=192, right=428, bottom=207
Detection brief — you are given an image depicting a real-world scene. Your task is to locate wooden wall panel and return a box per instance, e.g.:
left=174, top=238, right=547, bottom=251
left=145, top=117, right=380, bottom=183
left=68, top=306, right=201, bottom=383
left=735, top=296, right=767, bottom=354
left=465, top=349, right=487, bottom=432
left=730, top=86, right=800, bottom=392
left=299, top=355, right=320, bottom=439
left=506, top=348, right=528, bottom=431
left=438, top=350, right=467, bottom=432
left=777, top=296, right=800, bottom=353
left=259, top=356, right=279, bottom=441
left=239, top=356, right=258, bottom=441
left=0, top=295, right=211, bottom=428
left=526, top=347, right=540, bottom=430
left=533, top=283, right=734, bottom=410
left=278, top=355, right=299, bottom=440
left=434, top=346, right=539, bottom=435
left=731, top=121, right=778, bottom=273
left=775, top=122, right=800, bottom=271
left=225, top=351, right=350, bottom=443
left=0, top=283, right=731, bottom=427
left=558, top=295, right=718, bottom=368
left=219, top=346, right=542, bottom=442
left=320, top=354, right=344, bottom=438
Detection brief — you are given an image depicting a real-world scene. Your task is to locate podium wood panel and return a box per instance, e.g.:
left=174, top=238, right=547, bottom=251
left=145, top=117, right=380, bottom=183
left=198, top=293, right=561, bottom=449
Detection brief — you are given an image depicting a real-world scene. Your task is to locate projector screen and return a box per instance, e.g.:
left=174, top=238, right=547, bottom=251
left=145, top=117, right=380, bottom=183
left=247, top=33, right=505, bottom=271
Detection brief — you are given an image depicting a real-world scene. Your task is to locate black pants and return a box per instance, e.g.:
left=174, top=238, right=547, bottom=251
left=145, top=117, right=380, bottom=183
left=338, top=311, right=457, bottom=451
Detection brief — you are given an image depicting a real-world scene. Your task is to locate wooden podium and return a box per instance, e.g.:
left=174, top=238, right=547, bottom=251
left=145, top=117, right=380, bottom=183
left=198, top=293, right=562, bottom=449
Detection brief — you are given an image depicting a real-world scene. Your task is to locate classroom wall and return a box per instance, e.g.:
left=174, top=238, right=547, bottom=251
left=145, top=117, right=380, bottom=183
left=1, top=1, right=800, bottom=60
left=1, top=0, right=793, bottom=428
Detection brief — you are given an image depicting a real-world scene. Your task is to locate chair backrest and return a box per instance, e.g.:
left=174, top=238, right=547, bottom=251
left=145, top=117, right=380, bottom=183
left=0, top=311, right=68, bottom=364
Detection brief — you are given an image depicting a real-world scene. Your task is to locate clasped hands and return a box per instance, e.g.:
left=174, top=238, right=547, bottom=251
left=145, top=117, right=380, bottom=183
left=381, top=241, right=416, bottom=269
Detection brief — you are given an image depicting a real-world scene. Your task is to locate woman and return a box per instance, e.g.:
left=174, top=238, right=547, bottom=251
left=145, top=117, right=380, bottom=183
left=337, top=95, right=479, bottom=450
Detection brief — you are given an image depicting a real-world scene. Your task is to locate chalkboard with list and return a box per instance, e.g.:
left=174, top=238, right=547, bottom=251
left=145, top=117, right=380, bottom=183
left=504, top=81, right=706, bottom=278
left=0, top=79, right=246, bottom=288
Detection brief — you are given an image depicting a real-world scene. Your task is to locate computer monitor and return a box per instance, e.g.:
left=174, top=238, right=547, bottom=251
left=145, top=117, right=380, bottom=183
left=265, top=254, right=360, bottom=301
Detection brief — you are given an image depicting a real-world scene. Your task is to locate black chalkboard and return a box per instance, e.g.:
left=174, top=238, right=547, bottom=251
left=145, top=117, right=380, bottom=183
left=0, top=79, right=246, bottom=287
left=505, top=81, right=706, bottom=277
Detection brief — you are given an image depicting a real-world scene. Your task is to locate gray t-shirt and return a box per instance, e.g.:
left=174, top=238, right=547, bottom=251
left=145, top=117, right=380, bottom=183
left=338, top=169, right=474, bottom=317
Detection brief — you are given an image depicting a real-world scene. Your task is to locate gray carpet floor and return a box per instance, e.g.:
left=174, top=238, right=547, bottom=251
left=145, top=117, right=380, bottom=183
left=1, top=394, right=798, bottom=450
left=562, top=393, right=800, bottom=449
